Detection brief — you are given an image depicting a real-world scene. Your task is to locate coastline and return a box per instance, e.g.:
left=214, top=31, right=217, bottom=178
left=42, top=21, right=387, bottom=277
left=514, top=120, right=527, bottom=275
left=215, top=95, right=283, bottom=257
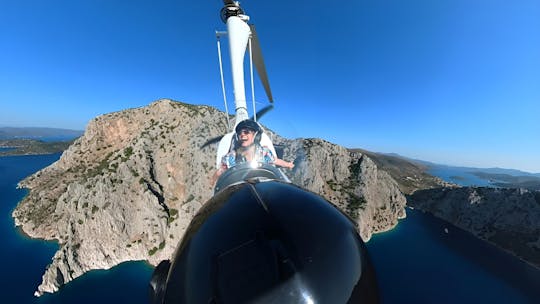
left=410, top=207, right=540, bottom=271
left=0, top=139, right=72, bottom=157
left=367, top=207, right=540, bottom=303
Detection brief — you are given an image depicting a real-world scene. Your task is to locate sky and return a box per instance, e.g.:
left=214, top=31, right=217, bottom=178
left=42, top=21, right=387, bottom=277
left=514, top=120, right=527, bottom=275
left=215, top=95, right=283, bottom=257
left=1, top=0, right=539, bottom=172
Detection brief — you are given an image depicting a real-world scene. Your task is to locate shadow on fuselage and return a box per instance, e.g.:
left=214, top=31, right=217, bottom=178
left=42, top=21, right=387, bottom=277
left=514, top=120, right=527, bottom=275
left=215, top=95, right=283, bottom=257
left=149, top=164, right=379, bottom=303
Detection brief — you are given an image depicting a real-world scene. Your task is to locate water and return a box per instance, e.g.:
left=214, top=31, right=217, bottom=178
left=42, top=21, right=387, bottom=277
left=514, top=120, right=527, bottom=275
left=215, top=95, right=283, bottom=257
left=367, top=209, right=540, bottom=303
left=2, top=154, right=539, bottom=303
left=0, top=154, right=152, bottom=304
left=427, top=165, right=493, bottom=187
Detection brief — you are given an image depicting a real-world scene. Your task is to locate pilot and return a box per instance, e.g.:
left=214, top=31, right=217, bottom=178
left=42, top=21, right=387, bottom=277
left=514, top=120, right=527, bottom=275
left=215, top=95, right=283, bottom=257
left=212, top=120, right=294, bottom=183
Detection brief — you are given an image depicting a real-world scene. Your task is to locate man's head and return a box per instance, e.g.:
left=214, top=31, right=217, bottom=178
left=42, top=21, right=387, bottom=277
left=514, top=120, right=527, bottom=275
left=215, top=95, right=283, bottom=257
left=235, top=120, right=260, bottom=147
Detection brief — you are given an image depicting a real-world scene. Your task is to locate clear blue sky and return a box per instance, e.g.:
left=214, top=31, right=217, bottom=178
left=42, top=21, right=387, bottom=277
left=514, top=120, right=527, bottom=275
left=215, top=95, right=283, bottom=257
left=1, top=0, right=539, bottom=172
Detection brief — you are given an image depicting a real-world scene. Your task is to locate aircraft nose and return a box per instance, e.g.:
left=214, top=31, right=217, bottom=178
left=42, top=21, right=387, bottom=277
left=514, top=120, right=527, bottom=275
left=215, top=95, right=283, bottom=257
left=151, top=180, right=379, bottom=304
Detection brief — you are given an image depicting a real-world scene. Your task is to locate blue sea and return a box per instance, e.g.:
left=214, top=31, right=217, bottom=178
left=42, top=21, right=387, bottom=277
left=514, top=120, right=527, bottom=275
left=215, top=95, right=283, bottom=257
left=1, top=154, right=539, bottom=303
left=367, top=210, right=540, bottom=303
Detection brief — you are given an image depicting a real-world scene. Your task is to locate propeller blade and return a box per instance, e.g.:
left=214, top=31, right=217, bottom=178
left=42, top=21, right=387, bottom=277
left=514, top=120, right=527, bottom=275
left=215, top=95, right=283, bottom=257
left=201, top=135, right=225, bottom=149
left=251, top=105, right=274, bottom=121
left=249, top=24, right=274, bottom=103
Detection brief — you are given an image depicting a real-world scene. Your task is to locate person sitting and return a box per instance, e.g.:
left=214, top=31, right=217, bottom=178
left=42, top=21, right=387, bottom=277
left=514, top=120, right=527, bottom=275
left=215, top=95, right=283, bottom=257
left=212, top=120, right=294, bottom=183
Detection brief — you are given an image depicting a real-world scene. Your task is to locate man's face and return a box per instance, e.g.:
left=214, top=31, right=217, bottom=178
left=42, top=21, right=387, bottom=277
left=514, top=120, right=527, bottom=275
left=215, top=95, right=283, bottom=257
left=237, top=128, right=255, bottom=147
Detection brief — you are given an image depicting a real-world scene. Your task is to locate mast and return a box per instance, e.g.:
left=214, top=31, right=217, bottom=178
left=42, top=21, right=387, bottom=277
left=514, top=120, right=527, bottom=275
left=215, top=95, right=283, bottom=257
left=220, top=1, right=251, bottom=124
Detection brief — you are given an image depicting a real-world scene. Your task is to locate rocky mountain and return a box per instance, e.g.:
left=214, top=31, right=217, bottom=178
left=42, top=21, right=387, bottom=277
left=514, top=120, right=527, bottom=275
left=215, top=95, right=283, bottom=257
left=12, top=99, right=406, bottom=296
left=408, top=187, right=540, bottom=268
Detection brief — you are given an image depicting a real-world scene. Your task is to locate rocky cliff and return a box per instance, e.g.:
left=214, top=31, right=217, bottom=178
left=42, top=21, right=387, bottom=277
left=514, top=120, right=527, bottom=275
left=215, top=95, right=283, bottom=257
left=13, top=99, right=406, bottom=296
left=408, top=187, right=540, bottom=268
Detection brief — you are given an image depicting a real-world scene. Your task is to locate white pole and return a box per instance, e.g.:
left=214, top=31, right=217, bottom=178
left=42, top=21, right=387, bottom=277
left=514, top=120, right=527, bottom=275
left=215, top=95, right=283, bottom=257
left=226, top=16, right=250, bottom=123
left=216, top=36, right=230, bottom=129
left=248, top=37, right=257, bottom=121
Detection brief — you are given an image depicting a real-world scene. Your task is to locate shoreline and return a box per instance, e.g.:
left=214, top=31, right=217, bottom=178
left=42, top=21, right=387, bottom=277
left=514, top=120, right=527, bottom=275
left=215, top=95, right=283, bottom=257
left=0, top=151, right=64, bottom=157
left=13, top=221, right=60, bottom=247
left=410, top=207, right=540, bottom=271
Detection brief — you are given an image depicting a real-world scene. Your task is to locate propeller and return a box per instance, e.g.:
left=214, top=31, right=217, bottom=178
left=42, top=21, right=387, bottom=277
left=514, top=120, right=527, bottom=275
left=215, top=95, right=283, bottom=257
left=252, top=104, right=273, bottom=120
left=200, top=105, right=274, bottom=149
left=201, top=134, right=226, bottom=149
left=249, top=24, right=274, bottom=103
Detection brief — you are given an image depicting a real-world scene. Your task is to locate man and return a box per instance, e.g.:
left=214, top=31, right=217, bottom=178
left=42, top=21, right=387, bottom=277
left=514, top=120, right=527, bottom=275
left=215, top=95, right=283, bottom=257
left=212, top=120, right=294, bottom=183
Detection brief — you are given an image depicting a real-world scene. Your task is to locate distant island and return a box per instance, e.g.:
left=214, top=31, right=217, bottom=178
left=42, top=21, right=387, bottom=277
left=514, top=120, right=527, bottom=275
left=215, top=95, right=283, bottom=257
left=0, top=127, right=82, bottom=156
left=0, top=127, right=83, bottom=140
left=0, top=139, right=74, bottom=156
left=471, top=171, right=540, bottom=190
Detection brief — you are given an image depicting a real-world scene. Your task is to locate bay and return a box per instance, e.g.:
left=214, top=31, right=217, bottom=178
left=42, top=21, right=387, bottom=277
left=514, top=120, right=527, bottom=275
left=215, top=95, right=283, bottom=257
left=367, top=208, right=540, bottom=303
left=427, top=165, right=493, bottom=187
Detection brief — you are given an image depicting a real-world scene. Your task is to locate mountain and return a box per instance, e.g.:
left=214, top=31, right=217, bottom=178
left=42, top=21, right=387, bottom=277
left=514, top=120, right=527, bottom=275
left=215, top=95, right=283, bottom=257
left=12, top=99, right=406, bottom=296
left=0, top=127, right=83, bottom=141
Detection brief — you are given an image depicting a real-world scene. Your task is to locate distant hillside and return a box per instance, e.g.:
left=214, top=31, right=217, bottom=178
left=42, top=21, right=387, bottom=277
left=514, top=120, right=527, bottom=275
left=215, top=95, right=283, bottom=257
left=348, top=149, right=450, bottom=194
left=381, top=153, right=540, bottom=176
left=0, top=127, right=83, bottom=141
left=0, top=139, right=73, bottom=156
left=368, top=152, right=540, bottom=191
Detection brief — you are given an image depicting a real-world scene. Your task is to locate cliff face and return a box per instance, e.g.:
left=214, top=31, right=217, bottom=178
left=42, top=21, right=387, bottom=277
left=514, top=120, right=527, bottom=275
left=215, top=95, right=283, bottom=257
left=13, top=99, right=406, bottom=296
left=279, top=138, right=406, bottom=241
left=408, top=187, right=540, bottom=268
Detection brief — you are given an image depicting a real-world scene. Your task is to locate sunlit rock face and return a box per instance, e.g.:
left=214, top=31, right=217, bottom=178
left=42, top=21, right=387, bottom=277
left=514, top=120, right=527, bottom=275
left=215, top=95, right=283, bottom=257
left=408, top=187, right=540, bottom=268
left=13, top=99, right=406, bottom=296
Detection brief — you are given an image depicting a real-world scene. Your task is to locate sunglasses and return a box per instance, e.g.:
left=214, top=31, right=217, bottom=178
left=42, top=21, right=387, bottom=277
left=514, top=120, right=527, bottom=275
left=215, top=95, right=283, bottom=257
left=237, top=129, right=254, bottom=135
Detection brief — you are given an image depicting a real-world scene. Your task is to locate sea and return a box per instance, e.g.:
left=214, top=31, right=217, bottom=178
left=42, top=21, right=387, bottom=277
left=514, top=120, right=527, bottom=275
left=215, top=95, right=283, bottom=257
left=1, top=154, right=539, bottom=303
left=427, top=165, right=493, bottom=187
